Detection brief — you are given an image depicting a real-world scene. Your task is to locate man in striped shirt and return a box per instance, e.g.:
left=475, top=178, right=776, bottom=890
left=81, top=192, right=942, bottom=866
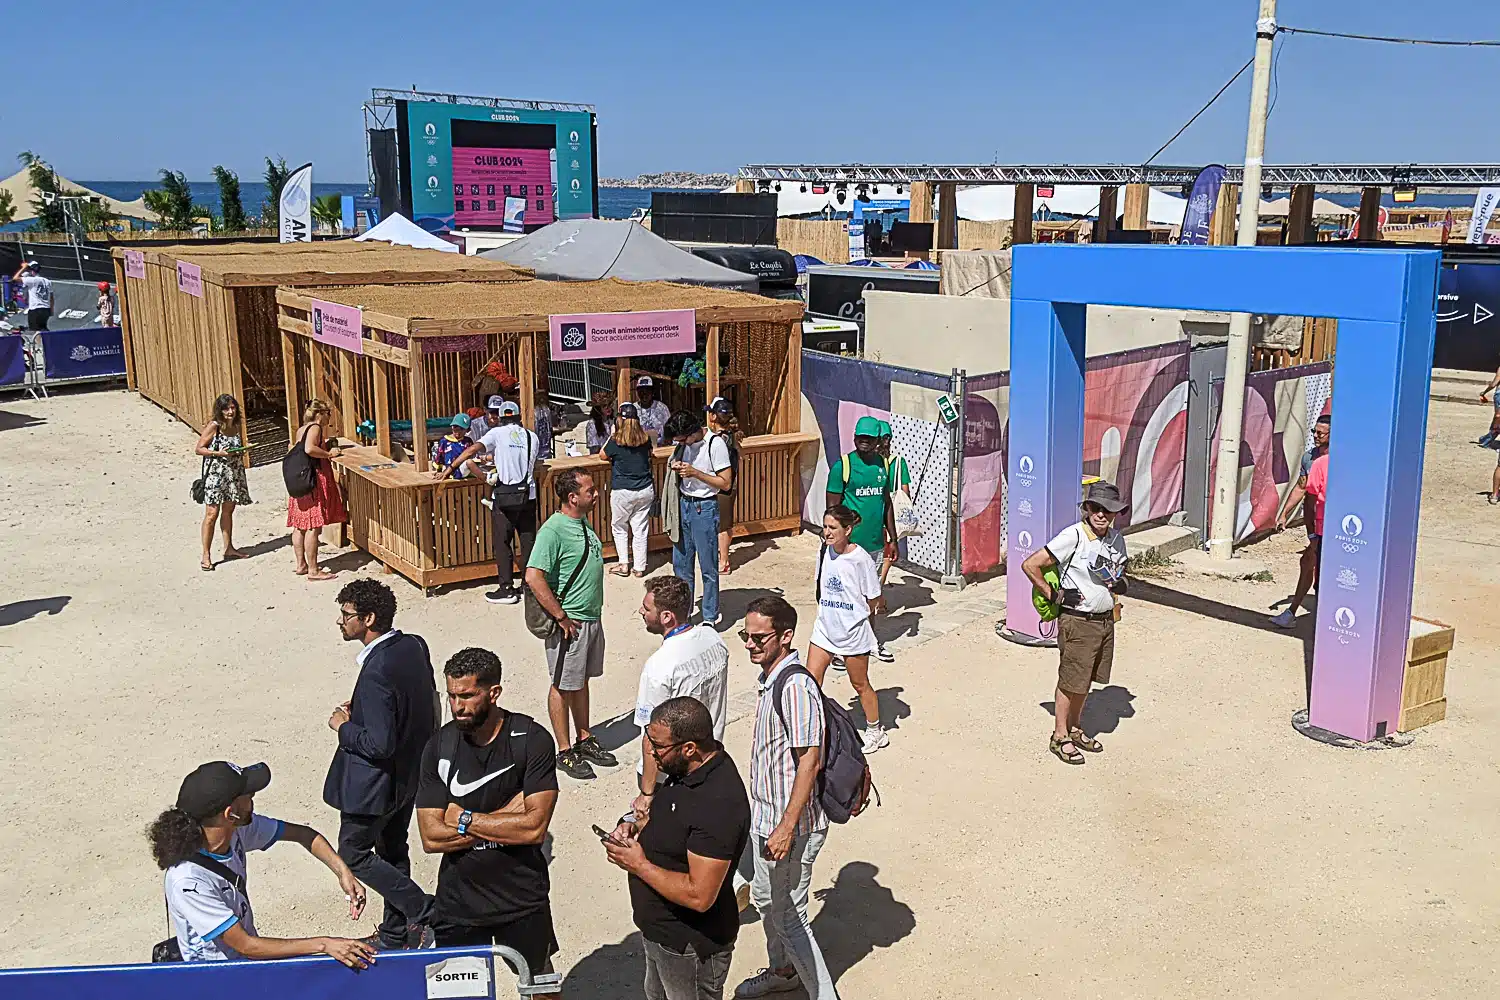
left=734, top=596, right=838, bottom=1000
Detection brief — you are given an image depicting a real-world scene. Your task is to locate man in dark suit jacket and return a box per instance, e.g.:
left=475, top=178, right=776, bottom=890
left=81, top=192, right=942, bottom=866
left=326, top=579, right=440, bottom=949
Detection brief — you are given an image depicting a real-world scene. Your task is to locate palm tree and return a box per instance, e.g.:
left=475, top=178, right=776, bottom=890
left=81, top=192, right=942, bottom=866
left=311, top=193, right=343, bottom=234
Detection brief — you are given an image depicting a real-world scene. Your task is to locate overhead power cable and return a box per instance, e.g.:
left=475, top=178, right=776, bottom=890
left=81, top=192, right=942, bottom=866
left=1278, top=25, right=1500, bottom=47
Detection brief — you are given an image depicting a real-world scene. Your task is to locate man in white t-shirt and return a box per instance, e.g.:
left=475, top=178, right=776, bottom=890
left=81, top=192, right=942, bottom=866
left=665, top=409, right=735, bottom=626
left=447, top=401, right=541, bottom=604
left=634, top=375, right=672, bottom=444
left=1021, top=481, right=1129, bottom=766
left=13, top=260, right=53, bottom=331
left=630, top=576, right=730, bottom=818
left=149, top=760, right=374, bottom=967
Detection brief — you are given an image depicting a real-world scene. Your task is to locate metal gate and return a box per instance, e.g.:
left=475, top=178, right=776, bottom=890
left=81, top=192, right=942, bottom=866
left=547, top=359, right=615, bottom=403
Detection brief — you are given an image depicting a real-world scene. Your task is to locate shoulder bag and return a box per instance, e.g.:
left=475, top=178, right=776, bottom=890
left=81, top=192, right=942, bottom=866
left=151, top=854, right=246, bottom=962
left=488, top=428, right=535, bottom=505
left=524, top=523, right=592, bottom=640
left=282, top=425, right=318, bottom=498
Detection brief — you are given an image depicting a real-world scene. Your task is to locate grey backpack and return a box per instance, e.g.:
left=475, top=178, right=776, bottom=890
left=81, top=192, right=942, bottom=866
left=772, top=665, right=878, bottom=824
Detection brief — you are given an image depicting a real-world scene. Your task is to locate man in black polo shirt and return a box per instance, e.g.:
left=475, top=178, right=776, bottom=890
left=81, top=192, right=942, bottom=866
left=415, top=648, right=560, bottom=994
left=605, top=696, right=750, bottom=1000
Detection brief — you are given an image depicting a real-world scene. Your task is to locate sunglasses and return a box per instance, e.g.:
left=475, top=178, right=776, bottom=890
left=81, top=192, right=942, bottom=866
left=738, top=630, right=779, bottom=646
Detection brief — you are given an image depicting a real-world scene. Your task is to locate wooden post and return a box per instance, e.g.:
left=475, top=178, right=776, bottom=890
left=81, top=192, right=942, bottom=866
left=519, top=331, right=537, bottom=430
left=373, top=358, right=392, bottom=458
left=775, top=320, right=802, bottom=433
left=339, top=351, right=357, bottom=438
left=409, top=337, right=429, bottom=472
left=221, top=287, right=249, bottom=466
left=113, top=257, right=137, bottom=390
left=936, top=183, right=958, bottom=252
left=908, top=182, right=934, bottom=261
left=1210, top=184, right=1239, bottom=245
left=1095, top=186, right=1119, bottom=244
left=1011, top=184, right=1035, bottom=245
left=309, top=341, right=326, bottom=407
left=616, top=356, right=633, bottom=403
left=1123, top=183, right=1150, bottom=230
left=1358, top=186, right=1383, bottom=239
left=1286, top=184, right=1315, bottom=245
left=281, top=329, right=300, bottom=448
left=705, top=324, right=721, bottom=402
left=734, top=178, right=756, bottom=194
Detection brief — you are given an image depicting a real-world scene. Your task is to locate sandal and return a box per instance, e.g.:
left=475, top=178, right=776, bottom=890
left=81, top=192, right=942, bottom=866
left=1069, top=728, right=1104, bottom=753
left=1049, top=734, right=1085, bottom=765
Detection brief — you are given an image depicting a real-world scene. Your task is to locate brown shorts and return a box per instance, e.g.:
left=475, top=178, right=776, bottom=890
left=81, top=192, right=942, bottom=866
left=1057, top=613, right=1114, bottom=695
left=716, top=491, right=734, bottom=530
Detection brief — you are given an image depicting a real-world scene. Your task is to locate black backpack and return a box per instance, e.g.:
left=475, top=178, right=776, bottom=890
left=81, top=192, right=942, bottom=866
left=772, top=665, right=878, bottom=824
left=282, top=425, right=318, bottom=498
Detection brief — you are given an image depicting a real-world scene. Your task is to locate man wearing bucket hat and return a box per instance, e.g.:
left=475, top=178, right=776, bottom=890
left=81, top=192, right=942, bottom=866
left=146, top=761, right=376, bottom=966
left=1021, top=481, right=1129, bottom=766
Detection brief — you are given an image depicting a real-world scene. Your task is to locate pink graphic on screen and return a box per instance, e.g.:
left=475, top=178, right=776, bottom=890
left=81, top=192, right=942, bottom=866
left=452, top=147, right=553, bottom=227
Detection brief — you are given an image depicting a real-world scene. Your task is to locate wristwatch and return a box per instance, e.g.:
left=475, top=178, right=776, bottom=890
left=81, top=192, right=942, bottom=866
left=457, top=809, right=473, bottom=835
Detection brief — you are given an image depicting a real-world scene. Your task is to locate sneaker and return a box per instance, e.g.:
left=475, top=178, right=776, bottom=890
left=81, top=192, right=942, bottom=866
left=574, top=735, right=618, bottom=768
left=875, top=642, right=895, bottom=663
left=862, top=725, right=890, bottom=753
left=831, top=655, right=846, bottom=672
left=405, top=923, right=435, bottom=949
left=735, top=968, right=802, bottom=998
left=486, top=589, right=520, bottom=605
left=734, top=875, right=752, bottom=912
left=556, top=748, right=596, bottom=780
left=702, top=613, right=722, bottom=627
left=1270, top=609, right=1296, bottom=629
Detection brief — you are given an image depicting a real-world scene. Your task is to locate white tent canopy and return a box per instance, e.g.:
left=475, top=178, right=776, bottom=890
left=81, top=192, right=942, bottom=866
left=725, top=183, right=911, bottom=218
left=354, top=212, right=460, bottom=251
left=1259, top=197, right=1356, bottom=218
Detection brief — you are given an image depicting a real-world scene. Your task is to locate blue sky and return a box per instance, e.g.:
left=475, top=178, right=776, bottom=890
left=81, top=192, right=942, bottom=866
left=7, top=0, right=1498, bottom=182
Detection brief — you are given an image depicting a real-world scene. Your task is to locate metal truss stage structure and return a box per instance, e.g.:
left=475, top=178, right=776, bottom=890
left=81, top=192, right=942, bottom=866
left=738, top=163, right=1500, bottom=188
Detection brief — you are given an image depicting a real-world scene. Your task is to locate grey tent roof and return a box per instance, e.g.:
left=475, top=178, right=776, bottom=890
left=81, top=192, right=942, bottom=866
left=478, top=219, right=758, bottom=291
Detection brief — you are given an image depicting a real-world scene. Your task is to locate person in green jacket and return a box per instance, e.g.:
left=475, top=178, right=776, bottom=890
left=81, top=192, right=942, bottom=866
left=825, top=416, right=897, bottom=664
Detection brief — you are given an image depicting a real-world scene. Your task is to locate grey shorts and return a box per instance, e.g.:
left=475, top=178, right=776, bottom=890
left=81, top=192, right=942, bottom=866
left=546, top=619, right=605, bottom=692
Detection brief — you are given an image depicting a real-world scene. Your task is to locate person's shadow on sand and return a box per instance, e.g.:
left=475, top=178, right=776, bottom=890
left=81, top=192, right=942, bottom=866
left=811, top=861, right=916, bottom=984
left=1040, top=684, right=1136, bottom=735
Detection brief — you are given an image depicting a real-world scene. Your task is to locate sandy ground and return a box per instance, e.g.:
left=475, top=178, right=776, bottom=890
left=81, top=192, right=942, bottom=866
left=2, top=388, right=1498, bottom=998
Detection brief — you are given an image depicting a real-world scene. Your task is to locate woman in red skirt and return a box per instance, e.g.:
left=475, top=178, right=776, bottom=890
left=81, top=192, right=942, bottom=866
left=287, top=399, right=348, bottom=581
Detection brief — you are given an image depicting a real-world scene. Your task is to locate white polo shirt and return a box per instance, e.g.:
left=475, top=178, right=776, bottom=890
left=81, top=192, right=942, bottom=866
left=479, top=423, right=541, bottom=500
left=1044, top=520, right=1127, bottom=615
left=164, top=813, right=285, bottom=961
left=677, top=435, right=732, bottom=500
left=634, top=624, right=730, bottom=778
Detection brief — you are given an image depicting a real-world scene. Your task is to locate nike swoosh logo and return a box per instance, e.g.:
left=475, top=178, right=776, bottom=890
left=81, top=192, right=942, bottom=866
left=448, top=763, right=514, bottom=797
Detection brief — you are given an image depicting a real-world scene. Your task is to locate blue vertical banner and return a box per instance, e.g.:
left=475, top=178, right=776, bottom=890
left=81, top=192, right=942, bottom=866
left=1176, top=165, right=1226, bottom=246
left=0, top=334, right=25, bottom=386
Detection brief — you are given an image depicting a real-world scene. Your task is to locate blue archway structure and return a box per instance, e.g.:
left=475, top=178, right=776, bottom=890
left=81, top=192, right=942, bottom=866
left=1005, top=244, right=1440, bottom=742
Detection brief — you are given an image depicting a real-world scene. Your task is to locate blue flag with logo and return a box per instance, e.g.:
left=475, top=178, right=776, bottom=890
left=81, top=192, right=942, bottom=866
left=41, top=327, right=126, bottom=380
left=1176, top=165, right=1226, bottom=245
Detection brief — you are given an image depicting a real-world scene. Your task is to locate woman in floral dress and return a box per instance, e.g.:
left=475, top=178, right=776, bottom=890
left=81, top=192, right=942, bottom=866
left=287, top=399, right=348, bottom=581
left=195, top=394, right=253, bottom=571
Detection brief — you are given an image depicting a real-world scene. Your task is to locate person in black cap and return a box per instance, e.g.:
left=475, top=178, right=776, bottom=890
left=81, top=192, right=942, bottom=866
left=1021, top=481, right=1129, bottom=765
left=146, top=761, right=376, bottom=967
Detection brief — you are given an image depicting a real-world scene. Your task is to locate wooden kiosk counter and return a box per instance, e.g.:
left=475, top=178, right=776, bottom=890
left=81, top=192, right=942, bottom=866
left=275, top=279, right=810, bottom=592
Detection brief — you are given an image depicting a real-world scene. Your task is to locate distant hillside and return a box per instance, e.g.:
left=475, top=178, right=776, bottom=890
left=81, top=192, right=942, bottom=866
left=599, top=171, right=733, bottom=190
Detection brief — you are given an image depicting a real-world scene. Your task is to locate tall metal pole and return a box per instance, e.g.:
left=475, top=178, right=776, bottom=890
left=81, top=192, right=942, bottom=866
left=1207, top=0, right=1278, bottom=560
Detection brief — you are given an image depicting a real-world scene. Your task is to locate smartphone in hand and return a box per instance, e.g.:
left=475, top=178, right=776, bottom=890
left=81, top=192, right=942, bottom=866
left=592, top=824, right=624, bottom=846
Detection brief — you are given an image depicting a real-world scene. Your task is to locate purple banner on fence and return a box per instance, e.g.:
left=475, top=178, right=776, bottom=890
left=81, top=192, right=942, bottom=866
left=1177, top=164, right=1227, bottom=246
left=0, top=334, right=25, bottom=386
left=309, top=298, right=364, bottom=355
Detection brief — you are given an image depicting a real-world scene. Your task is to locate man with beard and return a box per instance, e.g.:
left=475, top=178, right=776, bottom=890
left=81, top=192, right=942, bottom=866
left=605, top=697, right=751, bottom=1000
left=416, top=648, right=561, bottom=993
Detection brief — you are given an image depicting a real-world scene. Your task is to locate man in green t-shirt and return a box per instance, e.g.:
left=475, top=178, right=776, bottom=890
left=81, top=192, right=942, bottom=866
left=525, top=468, right=617, bottom=781
left=826, top=415, right=899, bottom=664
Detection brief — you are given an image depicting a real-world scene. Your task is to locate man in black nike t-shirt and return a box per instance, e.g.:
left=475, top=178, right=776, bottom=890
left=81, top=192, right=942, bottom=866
left=416, top=648, right=560, bottom=990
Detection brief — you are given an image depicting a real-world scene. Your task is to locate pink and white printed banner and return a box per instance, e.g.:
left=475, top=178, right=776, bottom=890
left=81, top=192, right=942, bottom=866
left=175, top=261, right=202, bottom=297
left=549, top=308, right=696, bottom=360
left=309, top=298, right=363, bottom=355
left=124, top=250, right=146, bottom=280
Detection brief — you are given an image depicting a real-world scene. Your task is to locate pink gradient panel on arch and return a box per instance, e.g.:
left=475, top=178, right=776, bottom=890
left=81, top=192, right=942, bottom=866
left=452, top=147, right=552, bottom=227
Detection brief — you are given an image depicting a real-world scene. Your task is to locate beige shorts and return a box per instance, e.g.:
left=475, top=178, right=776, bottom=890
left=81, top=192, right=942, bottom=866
left=1057, top=613, right=1114, bottom=695
left=545, top=620, right=605, bottom=692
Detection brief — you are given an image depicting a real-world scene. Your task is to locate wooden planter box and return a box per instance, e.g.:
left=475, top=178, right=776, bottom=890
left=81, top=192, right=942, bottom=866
left=1400, top=616, right=1455, bottom=732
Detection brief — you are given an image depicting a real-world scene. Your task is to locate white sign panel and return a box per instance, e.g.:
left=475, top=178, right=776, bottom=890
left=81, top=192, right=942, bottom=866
left=425, top=955, right=491, bottom=999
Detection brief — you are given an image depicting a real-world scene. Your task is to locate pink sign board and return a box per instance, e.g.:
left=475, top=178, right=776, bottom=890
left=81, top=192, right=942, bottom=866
left=309, top=299, right=364, bottom=355
left=124, top=250, right=146, bottom=280
left=452, top=146, right=553, bottom=227
left=176, top=260, right=202, bottom=297
left=549, top=309, right=697, bottom=361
